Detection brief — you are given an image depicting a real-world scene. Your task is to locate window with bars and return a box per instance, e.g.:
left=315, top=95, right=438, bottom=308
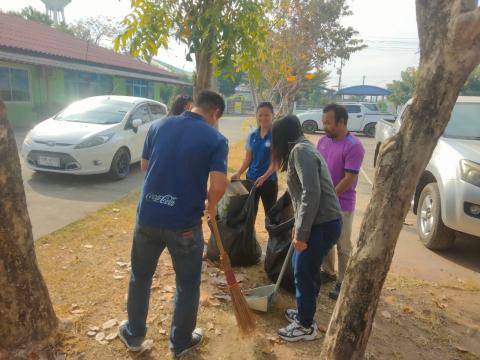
left=64, top=70, right=113, bottom=99
left=0, top=66, right=30, bottom=102
left=126, top=79, right=154, bottom=99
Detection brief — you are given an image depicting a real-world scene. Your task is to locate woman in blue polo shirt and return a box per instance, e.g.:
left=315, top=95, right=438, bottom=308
left=231, top=102, right=278, bottom=216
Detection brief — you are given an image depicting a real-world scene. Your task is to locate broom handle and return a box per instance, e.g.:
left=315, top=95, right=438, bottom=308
left=273, top=240, right=295, bottom=294
left=210, top=217, right=227, bottom=258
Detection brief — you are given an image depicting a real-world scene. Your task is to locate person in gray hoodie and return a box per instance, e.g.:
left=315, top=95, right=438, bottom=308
left=271, top=115, right=342, bottom=342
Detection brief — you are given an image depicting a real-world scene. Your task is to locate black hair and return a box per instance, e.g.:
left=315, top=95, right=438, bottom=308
left=195, top=90, right=225, bottom=116
left=169, top=94, right=193, bottom=116
left=323, top=103, right=349, bottom=125
left=271, top=115, right=304, bottom=172
left=257, top=101, right=274, bottom=114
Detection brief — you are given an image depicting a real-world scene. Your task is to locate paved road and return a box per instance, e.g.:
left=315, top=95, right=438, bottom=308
left=16, top=115, right=249, bottom=240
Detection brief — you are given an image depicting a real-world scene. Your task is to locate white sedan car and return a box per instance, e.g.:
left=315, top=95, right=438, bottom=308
left=22, top=96, right=167, bottom=179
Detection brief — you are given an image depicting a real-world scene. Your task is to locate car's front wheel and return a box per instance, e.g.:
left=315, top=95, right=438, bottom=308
left=301, top=120, right=318, bottom=134
left=363, top=123, right=376, bottom=137
left=416, top=183, right=455, bottom=250
left=109, top=147, right=131, bottom=180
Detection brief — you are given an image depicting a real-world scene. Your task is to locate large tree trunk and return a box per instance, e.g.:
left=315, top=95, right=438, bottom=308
left=0, top=100, right=58, bottom=351
left=320, top=1, right=480, bottom=358
left=194, top=46, right=214, bottom=97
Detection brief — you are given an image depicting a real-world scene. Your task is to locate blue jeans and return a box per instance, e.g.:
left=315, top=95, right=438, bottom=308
left=293, top=219, right=342, bottom=328
left=124, top=223, right=204, bottom=352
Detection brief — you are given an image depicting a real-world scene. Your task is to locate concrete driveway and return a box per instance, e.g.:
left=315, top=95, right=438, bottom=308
left=16, top=115, right=249, bottom=240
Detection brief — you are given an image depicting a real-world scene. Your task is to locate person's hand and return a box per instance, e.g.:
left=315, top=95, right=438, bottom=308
left=255, top=175, right=267, bottom=187
left=231, top=172, right=240, bottom=181
left=205, top=201, right=217, bottom=220
left=293, top=239, right=308, bottom=252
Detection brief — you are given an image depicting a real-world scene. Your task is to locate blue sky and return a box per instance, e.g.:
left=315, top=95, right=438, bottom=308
left=1, top=0, right=420, bottom=88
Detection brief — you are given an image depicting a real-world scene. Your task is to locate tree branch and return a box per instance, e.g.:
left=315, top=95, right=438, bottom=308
left=455, top=6, right=480, bottom=39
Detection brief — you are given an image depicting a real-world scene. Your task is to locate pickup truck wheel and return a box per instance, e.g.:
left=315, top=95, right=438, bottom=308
left=302, top=120, right=318, bottom=134
left=363, top=123, right=376, bottom=137
left=109, top=148, right=131, bottom=180
left=416, top=183, right=455, bottom=250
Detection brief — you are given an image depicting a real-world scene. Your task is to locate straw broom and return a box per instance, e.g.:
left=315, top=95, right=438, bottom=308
left=209, top=217, right=256, bottom=335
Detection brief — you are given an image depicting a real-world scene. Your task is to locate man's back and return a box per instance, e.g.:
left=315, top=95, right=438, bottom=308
left=138, top=111, right=228, bottom=229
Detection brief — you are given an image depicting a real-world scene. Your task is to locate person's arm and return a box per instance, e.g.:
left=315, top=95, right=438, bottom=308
left=205, top=138, right=229, bottom=218
left=255, top=157, right=278, bottom=187
left=207, top=171, right=228, bottom=218
left=292, top=147, right=321, bottom=244
left=231, top=150, right=252, bottom=180
left=335, top=172, right=358, bottom=195
left=336, top=142, right=365, bottom=195
left=140, top=127, right=154, bottom=172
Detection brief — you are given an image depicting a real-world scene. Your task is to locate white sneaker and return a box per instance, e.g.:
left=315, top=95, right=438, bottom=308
left=277, top=320, right=317, bottom=342
left=284, top=309, right=317, bottom=327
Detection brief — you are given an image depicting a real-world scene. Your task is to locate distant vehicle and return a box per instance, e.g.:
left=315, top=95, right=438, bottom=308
left=375, top=96, right=480, bottom=250
left=22, top=96, right=167, bottom=180
left=297, top=102, right=395, bottom=137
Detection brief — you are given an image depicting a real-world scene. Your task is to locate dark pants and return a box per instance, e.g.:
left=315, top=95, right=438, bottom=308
left=293, top=219, right=342, bottom=328
left=124, top=223, right=204, bottom=352
left=252, top=179, right=278, bottom=216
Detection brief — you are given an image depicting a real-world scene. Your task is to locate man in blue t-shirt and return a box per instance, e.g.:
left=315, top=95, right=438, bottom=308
left=118, top=91, right=228, bottom=358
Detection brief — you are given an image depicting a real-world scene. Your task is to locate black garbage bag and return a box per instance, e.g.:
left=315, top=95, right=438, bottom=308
left=206, top=180, right=262, bottom=267
left=264, top=191, right=296, bottom=292
left=264, top=192, right=323, bottom=293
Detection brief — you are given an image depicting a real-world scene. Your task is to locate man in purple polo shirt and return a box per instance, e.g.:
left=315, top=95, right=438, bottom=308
left=317, top=103, right=365, bottom=300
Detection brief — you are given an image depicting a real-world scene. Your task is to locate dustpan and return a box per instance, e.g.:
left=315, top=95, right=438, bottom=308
left=244, top=241, right=294, bottom=312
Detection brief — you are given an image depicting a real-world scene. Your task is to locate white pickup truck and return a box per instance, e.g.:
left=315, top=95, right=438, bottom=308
left=297, top=102, right=395, bottom=137
left=375, top=97, right=480, bottom=250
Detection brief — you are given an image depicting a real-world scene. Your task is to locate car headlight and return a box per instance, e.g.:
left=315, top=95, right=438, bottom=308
left=460, top=159, right=480, bottom=187
left=24, top=130, right=34, bottom=145
left=75, top=133, right=114, bottom=149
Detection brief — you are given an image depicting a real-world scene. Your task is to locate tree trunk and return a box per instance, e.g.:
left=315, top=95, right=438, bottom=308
left=194, top=46, right=214, bottom=97
left=0, top=100, right=58, bottom=351
left=320, top=1, right=480, bottom=358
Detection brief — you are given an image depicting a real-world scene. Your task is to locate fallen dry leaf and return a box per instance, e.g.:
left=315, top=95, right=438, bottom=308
left=95, top=332, right=105, bottom=342
left=71, top=309, right=86, bottom=315
left=89, top=326, right=100, bottom=332
left=87, top=331, right=97, bottom=337
left=402, top=306, right=414, bottom=314
left=112, top=208, right=120, bottom=213
left=159, top=329, right=167, bottom=335
left=113, top=275, right=125, bottom=280
left=434, top=301, right=448, bottom=310
left=83, top=245, right=93, bottom=249
left=266, top=336, right=286, bottom=345
left=381, top=310, right=392, bottom=320
left=214, top=329, right=222, bottom=336
left=138, top=340, right=154, bottom=354
left=207, top=322, right=215, bottom=331
left=455, top=346, right=469, bottom=353
left=102, top=319, right=118, bottom=330
left=105, top=332, right=118, bottom=341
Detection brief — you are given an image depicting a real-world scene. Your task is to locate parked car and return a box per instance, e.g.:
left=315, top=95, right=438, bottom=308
left=297, top=102, right=395, bottom=137
left=22, top=96, right=167, bottom=180
left=375, top=96, right=480, bottom=250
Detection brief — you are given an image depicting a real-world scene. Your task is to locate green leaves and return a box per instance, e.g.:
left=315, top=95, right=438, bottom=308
left=115, top=0, right=269, bottom=86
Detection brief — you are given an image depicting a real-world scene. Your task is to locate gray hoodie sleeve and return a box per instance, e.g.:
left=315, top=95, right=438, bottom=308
left=292, top=147, right=321, bottom=242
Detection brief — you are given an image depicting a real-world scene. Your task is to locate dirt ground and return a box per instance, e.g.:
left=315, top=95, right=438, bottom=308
left=11, top=141, right=480, bottom=359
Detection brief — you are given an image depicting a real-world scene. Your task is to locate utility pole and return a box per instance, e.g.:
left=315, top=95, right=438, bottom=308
left=362, top=75, right=366, bottom=85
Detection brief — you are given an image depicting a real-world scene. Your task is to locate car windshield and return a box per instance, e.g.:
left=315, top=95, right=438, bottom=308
left=54, top=98, right=131, bottom=124
left=443, top=103, right=480, bottom=139
left=363, top=104, right=379, bottom=111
